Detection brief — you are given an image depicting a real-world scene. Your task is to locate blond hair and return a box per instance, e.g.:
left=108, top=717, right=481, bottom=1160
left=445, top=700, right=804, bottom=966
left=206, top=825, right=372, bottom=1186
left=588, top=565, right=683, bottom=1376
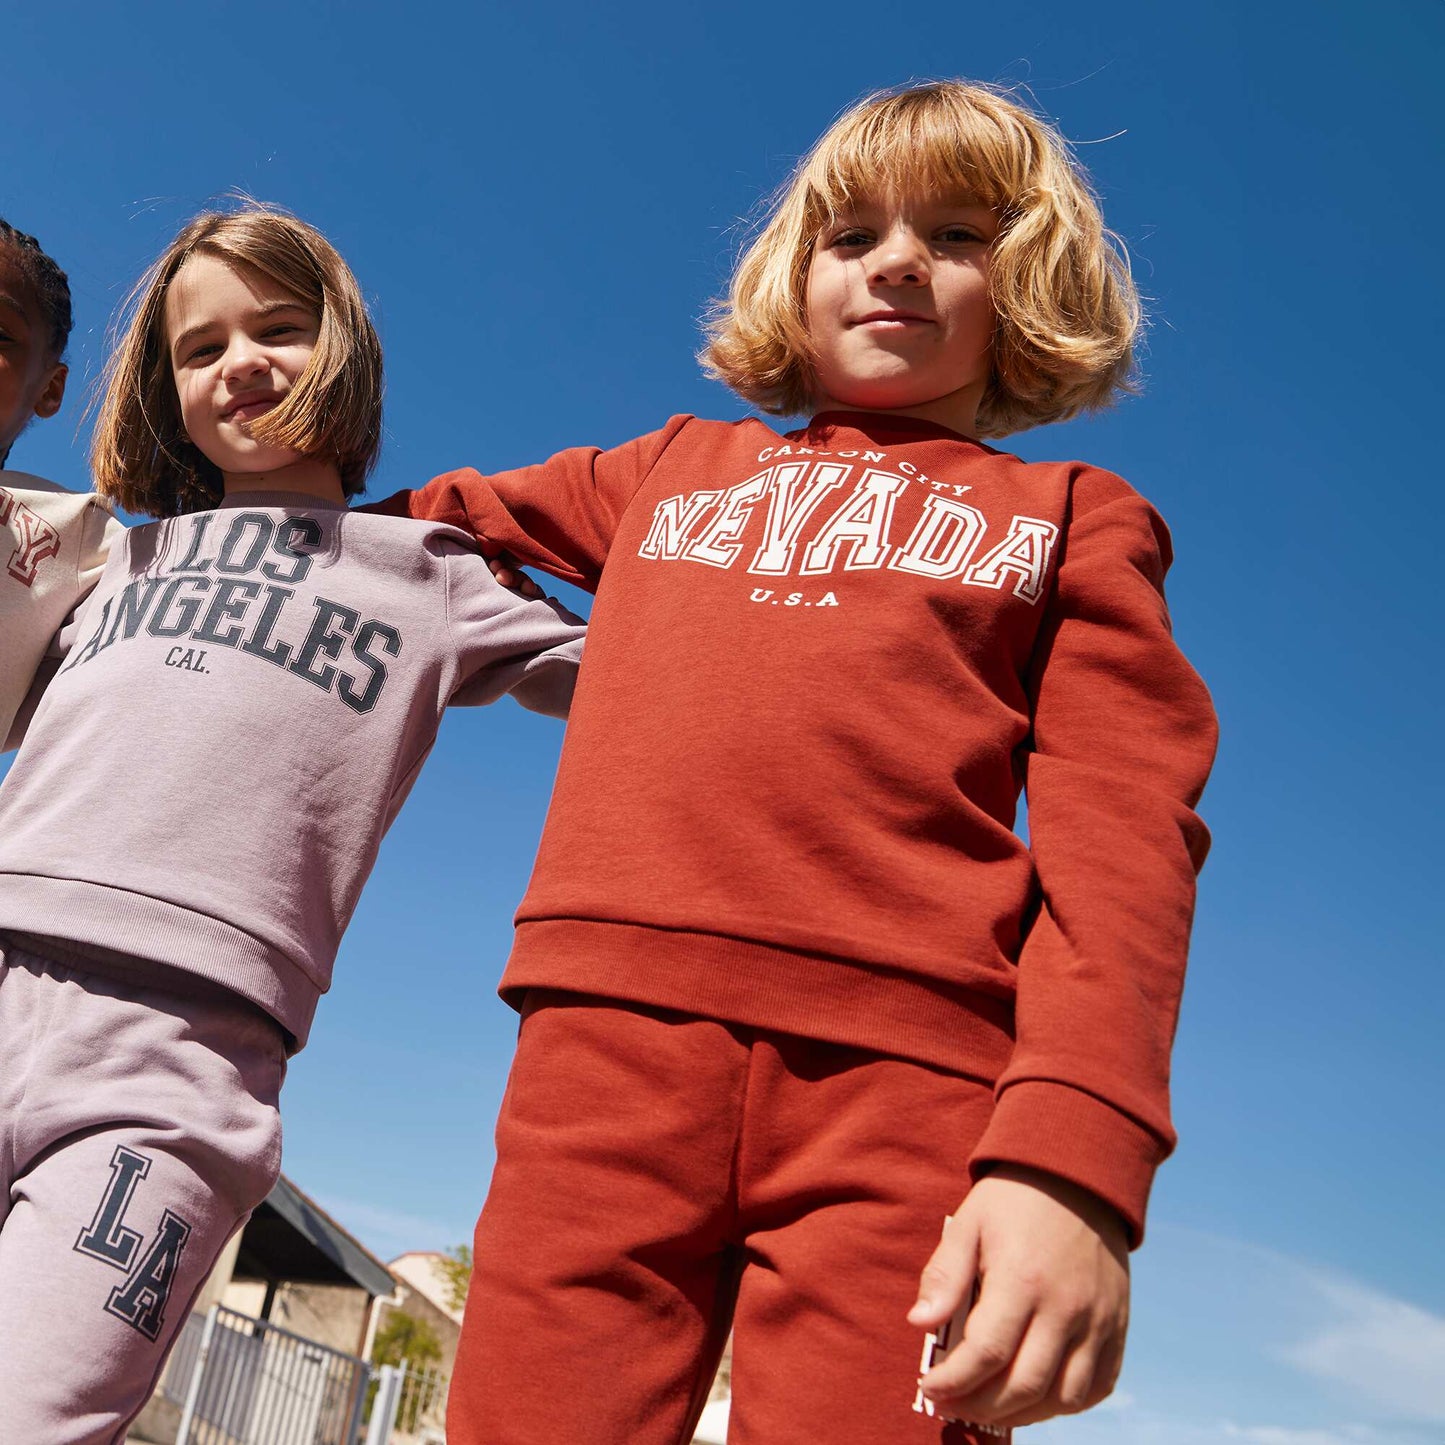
left=91, top=203, right=383, bottom=516
left=702, top=81, right=1141, bottom=438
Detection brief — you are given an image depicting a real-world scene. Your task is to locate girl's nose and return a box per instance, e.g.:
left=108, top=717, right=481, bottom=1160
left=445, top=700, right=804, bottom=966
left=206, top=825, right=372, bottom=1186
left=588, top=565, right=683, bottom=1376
left=870, top=226, right=930, bottom=286
left=221, top=341, right=269, bottom=383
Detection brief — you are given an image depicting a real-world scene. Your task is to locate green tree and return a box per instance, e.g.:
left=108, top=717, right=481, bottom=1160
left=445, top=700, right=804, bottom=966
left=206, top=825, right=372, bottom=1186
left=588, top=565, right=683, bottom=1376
left=436, top=1243, right=472, bottom=1313
left=371, top=1310, right=442, bottom=1370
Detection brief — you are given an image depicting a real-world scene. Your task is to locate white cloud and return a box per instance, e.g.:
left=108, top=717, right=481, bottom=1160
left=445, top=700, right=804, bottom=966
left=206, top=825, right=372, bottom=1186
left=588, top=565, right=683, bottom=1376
left=1031, top=1410, right=1440, bottom=1445
left=1026, top=1227, right=1445, bottom=1444
left=1280, top=1272, right=1445, bottom=1422
left=1225, top=1427, right=1374, bottom=1444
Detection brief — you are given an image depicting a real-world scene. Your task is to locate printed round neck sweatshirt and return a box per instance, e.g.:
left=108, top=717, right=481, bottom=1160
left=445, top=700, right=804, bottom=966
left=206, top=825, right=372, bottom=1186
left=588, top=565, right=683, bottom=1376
left=0, top=492, right=585, bottom=1049
left=378, top=413, right=1218, bottom=1244
left=1, top=472, right=118, bottom=748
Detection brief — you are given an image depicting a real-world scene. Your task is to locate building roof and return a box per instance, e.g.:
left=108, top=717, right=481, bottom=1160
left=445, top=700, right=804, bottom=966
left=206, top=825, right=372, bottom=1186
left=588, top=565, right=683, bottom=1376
left=230, top=1174, right=397, bottom=1300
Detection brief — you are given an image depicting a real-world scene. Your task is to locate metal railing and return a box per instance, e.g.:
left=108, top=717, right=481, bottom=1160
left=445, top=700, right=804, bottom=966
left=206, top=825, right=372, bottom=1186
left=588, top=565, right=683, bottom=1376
left=165, top=1304, right=371, bottom=1444
left=392, top=1362, right=448, bottom=1441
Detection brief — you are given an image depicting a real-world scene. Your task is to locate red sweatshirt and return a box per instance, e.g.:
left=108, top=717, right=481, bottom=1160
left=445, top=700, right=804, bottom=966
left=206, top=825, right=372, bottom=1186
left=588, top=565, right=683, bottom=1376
left=387, top=412, right=1217, bottom=1243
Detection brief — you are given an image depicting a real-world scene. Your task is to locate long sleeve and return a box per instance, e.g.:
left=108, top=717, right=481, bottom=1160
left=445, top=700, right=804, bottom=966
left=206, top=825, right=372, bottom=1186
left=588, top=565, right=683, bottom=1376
left=443, top=545, right=587, bottom=718
left=371, top=417, right=694, bottom=591
left=1, top=486, right=120, bottom=752
left=966, top=478, right=1218, bottom=1247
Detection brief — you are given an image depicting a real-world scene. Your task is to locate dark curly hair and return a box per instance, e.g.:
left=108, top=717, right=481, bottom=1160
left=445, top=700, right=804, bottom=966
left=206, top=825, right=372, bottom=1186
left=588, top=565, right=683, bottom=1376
left=0, top=218, right=74, bottom=360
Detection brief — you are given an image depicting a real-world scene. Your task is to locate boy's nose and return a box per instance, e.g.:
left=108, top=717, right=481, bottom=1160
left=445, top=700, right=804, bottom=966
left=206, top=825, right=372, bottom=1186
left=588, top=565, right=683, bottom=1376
left=870, top=227, right=930, bottom=286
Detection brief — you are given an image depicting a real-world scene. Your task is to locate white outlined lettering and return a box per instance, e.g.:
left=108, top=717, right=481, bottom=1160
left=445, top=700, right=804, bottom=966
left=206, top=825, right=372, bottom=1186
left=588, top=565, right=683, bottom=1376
left=749, top=463, right=848, bottom=575
left=638, top=491, right=721, bottom=560
left=800, top=469, right=907, bottom=574
left=685, top=471, right=773, bottom=568
left=890, top=495, right=987, bottom=579
left=963, top=516, right=1058, bottom=603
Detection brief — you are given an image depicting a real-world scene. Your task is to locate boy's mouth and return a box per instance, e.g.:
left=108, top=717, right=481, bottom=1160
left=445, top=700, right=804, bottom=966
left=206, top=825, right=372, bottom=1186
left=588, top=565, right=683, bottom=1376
left=853, top=309, right=934, bottom=328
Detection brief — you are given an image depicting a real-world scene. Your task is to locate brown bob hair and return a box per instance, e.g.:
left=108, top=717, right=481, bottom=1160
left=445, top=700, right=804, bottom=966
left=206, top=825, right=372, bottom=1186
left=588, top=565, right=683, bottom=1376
left=702, top=81, right=1142, bottom=438
left=91, top=203, right=383, bottom=517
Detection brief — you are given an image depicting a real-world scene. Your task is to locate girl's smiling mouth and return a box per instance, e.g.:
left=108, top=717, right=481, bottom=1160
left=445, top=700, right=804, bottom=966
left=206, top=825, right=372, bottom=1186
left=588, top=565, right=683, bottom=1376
left=222, top=393, right=283, bottom=423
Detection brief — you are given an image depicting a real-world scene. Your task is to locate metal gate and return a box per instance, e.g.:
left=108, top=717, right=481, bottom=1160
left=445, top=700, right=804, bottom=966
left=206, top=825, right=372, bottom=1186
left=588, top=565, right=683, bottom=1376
left=165, top=1304, right=372, bottom=1444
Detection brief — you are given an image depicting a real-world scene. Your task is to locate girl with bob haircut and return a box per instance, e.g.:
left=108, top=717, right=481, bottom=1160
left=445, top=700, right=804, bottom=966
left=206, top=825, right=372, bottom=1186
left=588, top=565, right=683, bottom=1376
left=388, top=75, right=1216, bottom=1444
left=0, top=202, right=585, bottom=1441
left=92, top=206, right=382, bottom=517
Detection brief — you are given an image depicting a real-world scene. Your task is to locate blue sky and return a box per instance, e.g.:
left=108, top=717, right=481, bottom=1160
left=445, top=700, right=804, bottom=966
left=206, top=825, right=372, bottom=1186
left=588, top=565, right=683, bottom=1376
left=3, top=1, right=1442, bottom=1439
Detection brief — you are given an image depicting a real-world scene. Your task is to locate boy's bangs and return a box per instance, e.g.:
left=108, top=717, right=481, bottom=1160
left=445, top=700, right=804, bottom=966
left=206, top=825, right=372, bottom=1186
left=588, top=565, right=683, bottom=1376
left=804, top=95, right=1024, bottom=223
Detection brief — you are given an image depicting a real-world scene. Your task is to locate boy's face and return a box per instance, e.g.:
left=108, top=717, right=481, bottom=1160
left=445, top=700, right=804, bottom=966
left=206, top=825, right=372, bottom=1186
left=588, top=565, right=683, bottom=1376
left=0, top=249, right=67, bottom=467
left=165, top=252, right=320, bottom=481
left=805, top=192, right=997, bottom=435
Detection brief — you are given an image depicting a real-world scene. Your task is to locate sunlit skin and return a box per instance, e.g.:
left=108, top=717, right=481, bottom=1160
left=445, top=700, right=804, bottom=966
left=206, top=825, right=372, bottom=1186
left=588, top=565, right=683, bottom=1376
left=164, top=254, right=342, bottom=503
left=0, top=250, right=67, bottom=468
left=804, top=192, right=999, bottom=438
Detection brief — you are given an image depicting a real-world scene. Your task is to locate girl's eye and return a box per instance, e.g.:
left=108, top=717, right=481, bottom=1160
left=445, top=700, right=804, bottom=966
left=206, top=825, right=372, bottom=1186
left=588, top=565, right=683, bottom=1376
left=938, top=225, right=984, bottom=245
left=264, top=324, right=300, bottom=339
left=829, top=229, right=872, bottom=249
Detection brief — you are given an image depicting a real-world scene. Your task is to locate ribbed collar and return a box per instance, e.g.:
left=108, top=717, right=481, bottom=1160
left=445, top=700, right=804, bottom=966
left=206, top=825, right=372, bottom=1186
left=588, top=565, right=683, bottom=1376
left=794, top=411, right=993, bottom=451
left=218, top=491, right=346, bottom=511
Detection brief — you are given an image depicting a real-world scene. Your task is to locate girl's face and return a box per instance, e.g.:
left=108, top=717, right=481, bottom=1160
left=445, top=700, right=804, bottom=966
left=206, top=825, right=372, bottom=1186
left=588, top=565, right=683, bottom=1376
left=165, top=253, right=320, bottom=481
left=804, top=192, right=998, bottom=436
left=0, top=249, right=66, bottom=466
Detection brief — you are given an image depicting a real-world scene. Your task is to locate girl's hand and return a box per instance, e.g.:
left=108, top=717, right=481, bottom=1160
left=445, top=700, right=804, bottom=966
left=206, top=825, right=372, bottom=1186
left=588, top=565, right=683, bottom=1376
left=488, top=552, right=546, bottom=600
left=908, top=1164, right=1130, bottom=1429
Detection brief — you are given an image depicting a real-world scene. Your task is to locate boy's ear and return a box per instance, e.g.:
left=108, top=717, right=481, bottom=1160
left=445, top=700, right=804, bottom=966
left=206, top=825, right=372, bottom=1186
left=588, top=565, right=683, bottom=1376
left=34, top=362, right=67, bottom=419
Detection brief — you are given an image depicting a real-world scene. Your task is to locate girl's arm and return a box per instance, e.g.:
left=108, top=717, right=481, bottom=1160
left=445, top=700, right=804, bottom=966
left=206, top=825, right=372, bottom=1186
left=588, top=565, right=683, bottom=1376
left=441, top=543, right=587, bottom=718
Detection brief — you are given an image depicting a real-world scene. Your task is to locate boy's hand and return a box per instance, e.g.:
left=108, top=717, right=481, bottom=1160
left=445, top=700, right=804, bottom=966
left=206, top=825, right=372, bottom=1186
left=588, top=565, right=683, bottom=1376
left=487, top=552, right=546, bottom=600
left=908, top=1164, right=1130, bottom=1429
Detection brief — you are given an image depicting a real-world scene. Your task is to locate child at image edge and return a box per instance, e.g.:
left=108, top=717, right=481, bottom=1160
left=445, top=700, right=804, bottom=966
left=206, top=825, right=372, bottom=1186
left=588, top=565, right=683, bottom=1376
left=0, top=207, right=585, bottom=1443
left=0, top=220, right=118, bottom=747
left=384, top=81, right=1219, bottom=1444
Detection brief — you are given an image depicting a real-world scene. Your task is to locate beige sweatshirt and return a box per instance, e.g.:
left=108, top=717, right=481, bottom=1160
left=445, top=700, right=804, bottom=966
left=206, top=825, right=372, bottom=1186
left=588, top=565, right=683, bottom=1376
left=0, top=472, right=118, bottom=749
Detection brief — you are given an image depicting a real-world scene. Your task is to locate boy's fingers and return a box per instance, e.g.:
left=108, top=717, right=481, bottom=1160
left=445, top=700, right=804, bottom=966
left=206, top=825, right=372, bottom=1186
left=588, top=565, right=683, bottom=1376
left=907, top=1214, right=978, bottom=1328
left=1084, top=1329, right=1127, bottom=1408
left=920, top=1284, right=1033, bottom=1401
left=1050, top=1334, right=1102, bottom=1414
left=486, top=559, right=546, bottom=600
left=953, top=1319, right=1074, bottom=1419
left=982, top=1332, right=1097, bottom=1426
left=984, top=1317, right=1126, bottom=1427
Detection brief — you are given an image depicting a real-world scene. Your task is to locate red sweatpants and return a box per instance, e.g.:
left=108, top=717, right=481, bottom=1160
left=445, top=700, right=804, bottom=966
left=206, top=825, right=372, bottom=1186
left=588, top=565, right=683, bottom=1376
left=450, top=991, right=1010, bottom=1445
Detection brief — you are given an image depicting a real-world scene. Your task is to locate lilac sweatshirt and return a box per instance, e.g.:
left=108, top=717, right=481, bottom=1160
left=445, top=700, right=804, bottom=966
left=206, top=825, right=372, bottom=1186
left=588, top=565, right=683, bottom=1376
left=0, top=492, right=584, bottom=1047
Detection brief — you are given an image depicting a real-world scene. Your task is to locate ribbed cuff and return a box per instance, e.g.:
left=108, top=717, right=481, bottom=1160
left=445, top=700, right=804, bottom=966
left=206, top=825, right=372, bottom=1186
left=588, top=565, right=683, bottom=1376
left=967, top=1079, right=1167, bottom=1248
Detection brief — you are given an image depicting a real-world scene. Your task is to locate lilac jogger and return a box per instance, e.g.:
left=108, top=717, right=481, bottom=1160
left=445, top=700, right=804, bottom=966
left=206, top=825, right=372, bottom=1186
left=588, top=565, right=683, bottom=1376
left=0, top=939, right=285, bottom=1445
